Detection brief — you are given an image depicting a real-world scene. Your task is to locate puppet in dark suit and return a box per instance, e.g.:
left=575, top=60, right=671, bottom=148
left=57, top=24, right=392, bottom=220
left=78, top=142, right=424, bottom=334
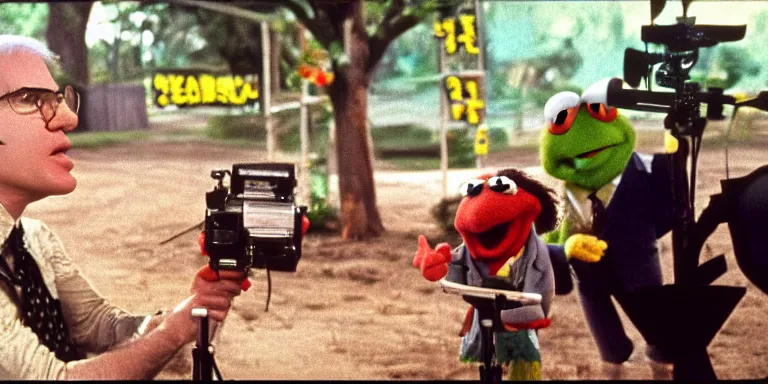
left=540, top=79, right=676, bottom=379
left=412, top=168, right=596, bottom=379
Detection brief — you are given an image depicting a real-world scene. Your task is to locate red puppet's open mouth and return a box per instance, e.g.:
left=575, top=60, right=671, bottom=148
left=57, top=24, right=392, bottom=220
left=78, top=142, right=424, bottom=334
left=475, top=221, right=513, bottom=250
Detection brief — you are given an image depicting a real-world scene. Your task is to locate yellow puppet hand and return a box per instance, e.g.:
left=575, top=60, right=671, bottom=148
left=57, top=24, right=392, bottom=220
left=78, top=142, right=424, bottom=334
left=564, top=234, right=607, bottom=263
left=664, top=131, right=679, bottom=154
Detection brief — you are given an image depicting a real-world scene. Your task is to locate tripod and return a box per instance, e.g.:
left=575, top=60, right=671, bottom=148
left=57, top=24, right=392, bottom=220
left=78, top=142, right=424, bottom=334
left=461, top=294, right=522, bottom=384
left=191, top=308, right=221, bottom=381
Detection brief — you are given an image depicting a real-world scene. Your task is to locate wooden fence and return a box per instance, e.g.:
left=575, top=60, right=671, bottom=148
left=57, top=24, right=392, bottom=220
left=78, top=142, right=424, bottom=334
left=79, top=84, right=149, bottom=132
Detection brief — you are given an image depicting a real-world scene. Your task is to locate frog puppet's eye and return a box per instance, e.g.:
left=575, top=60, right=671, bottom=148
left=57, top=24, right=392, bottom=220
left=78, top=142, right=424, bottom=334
left=544, top=91, right=580, bottom=135
left=487, top=176, right=518, bottom=195
left=459, top=179, right=486, bottom=197
left=586, top=103, right=617, bottom=122
left=581, top=78, right=618, bottom=123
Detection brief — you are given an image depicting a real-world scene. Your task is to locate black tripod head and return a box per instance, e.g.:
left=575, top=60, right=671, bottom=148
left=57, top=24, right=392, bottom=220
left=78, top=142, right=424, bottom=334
left=623, top=0, right=746, bottom=91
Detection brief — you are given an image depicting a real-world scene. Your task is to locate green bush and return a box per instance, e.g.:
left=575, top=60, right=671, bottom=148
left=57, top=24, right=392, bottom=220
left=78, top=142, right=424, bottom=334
left=447, top=127, right=475, bottom=168
left=276, top=117, right=331, bottom=156
left=306, top=159, right=340, bottom=232
left=205, top=114, right=265, bottom=140
left=372, top=124, right=434, bottom=149
left=205, top=106, right=332, bottom=155
left=430, top=195, right=462, bottom=234
left=372, top=124, right=483, bottom=170
left=488, top=127, right=509, bottom=151
left=69, top=131, right=152, bottom=149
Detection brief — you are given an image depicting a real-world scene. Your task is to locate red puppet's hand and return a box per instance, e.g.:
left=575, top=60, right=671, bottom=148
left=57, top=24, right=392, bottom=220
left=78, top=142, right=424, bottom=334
left=301, top=215, right=310, bottom=237
left=412, top=235, right=452, bottom=282
left=505, top=317, right=552, bottom=330
left=198, top=231, right=208, bottom=257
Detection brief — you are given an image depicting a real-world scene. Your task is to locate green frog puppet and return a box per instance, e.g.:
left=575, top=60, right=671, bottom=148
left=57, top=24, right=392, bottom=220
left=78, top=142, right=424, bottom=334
left=540, top=79, right=677, bottom=379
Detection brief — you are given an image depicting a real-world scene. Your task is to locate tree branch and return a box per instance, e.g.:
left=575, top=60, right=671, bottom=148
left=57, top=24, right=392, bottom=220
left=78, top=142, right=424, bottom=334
left=278, top=0, right=337, bottom=49
left=165, top=0, right=275, bottom=23
left=366, top=12, right=422, bottom=72
left=380, top=0, right=405, bottom=27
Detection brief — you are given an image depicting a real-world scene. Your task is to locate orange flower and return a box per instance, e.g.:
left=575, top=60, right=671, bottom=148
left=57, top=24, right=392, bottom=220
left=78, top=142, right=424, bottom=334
left=298, top=64, right=313, bottom=78
left=315, top=71, right=327, bottom=86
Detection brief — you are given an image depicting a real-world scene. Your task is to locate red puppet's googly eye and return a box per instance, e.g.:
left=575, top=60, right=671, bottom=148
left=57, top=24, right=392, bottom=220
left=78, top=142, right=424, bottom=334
left=587, top=103, right=617, bottom=122
left=549, top=106, right=578, bottom=135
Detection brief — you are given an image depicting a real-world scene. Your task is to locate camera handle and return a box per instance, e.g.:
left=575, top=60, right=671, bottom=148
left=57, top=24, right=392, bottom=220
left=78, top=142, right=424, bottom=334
left=191, top=308, right=222, bottom=381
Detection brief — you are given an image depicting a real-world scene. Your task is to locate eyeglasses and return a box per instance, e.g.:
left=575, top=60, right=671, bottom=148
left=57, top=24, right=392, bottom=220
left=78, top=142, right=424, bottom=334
left=0, top=85, right=80, bottom=128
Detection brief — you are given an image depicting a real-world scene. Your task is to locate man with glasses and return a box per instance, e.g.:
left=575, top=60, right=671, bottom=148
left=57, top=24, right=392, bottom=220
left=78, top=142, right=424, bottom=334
left=0, top=35, right=246, bottom=379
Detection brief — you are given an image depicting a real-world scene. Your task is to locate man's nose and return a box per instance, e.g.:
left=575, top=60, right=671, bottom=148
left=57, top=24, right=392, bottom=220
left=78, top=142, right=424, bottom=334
left=46, top=103, right=78, bottom=132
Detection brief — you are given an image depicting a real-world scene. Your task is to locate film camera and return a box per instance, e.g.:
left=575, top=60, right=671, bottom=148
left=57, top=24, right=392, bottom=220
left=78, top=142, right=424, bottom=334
left=204, top=163, right=307, bottom=273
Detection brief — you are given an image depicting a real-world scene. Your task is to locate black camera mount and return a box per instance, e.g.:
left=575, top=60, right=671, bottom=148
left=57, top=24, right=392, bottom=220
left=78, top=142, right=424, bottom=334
left=604, top=1, right=768, bottom=380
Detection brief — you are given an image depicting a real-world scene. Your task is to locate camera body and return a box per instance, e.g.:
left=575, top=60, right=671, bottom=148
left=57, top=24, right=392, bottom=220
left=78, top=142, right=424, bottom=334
left=204, top=163, right=307, bottom=273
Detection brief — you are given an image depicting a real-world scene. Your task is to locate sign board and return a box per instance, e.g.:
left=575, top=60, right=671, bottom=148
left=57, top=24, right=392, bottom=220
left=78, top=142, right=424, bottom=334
left=442, top=72, right=486, bottom=125
left=432, top=12, right=480, bottom=55
left=152, top=70, right=259, bottom=108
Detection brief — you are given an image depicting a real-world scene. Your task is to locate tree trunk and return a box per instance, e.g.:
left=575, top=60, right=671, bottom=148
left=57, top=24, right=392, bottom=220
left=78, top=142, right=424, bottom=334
left=45, top=2, right=93, bottom=86
left=329, top=2, right=384, bottom=239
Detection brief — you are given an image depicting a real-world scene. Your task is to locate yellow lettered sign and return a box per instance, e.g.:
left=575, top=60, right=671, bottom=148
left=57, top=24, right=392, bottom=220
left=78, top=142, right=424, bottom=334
left=433, top=13, right=479, bottom=56
left=457, top=14, right=480, bottom=55
left=433, top=18, right=458, bottom=55
left=474, top=124, right=489, bottom=155
left=152, top=71, right=259, bottom=108
left=443, top=74, right=486, bottom=125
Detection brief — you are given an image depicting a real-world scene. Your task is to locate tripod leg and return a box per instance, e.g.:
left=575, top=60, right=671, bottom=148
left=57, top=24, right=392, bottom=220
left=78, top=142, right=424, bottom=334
left=673, top=347, right=717, bottom=380
left=192, top=347, right=200, bottom=381
left=191, top=308, right=212, bottom=381
left=478, top=321, right=504, bottom=384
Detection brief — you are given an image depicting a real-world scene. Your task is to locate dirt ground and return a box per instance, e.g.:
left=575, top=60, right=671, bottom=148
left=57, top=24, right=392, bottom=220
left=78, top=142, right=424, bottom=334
left=24, top=130, right=768, bottom=380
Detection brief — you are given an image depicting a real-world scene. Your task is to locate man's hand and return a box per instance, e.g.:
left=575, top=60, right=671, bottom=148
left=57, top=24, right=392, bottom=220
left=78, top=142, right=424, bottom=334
left=159, top=267, right=245, bottom=348
left=564, top=234, right=607, bottom=263
left=412, top=235, right=452, bottom=281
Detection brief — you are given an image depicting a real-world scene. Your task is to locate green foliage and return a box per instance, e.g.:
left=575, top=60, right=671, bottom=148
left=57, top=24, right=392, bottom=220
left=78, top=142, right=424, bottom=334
left=447, top=127, right=475, bottom=168
left=306, top=162, right=340, bottom=233
left=87, top=2, right=153, bottom=84
left=0, top=3, right=48, bottom=39
left=68, top=131, right=152, bottom=149
left=712, top=45, right=761, bottom=90
left=205, top=106, right=333, bottom=155
left=488, top=127, right=509, bottom=151
left=386, top=157, right=441, bottom=171
left=372, top=124, right=478, bottom=170
left=382, top=22, right=438, bottom=78
left=205, top=114, right=266, bottom=141
left=372, top=124, right=434, bottom=149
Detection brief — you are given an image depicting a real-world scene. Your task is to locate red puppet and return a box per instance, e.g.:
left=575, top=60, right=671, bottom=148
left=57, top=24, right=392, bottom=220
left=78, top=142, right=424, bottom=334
left=413, top=168, right=559, bottom=380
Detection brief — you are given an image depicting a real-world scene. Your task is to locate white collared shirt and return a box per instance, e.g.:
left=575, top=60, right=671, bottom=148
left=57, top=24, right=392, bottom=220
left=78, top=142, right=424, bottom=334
left=564, top=175, right=621, bottom=228
left=0, top=204, right=148, bottom=379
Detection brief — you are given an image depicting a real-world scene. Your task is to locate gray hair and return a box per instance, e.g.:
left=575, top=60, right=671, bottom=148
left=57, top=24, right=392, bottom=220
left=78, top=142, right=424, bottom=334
left=0, top=35, right=56, bottom=63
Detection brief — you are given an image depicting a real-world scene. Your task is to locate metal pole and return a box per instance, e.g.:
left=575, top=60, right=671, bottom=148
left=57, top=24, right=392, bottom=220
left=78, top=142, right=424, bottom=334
left=474, top=0, right=486, bottom=72
left=191, top=308, right=211, bottom=381
left=299, top=79, right=311, bottom=206
left=326, top=119, right=339, bottom=209
left=439, top=40, right=449, bottom=199
left=473, top=0, right=488, bottom=165
left=261, top=21, right=274, bottom=161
